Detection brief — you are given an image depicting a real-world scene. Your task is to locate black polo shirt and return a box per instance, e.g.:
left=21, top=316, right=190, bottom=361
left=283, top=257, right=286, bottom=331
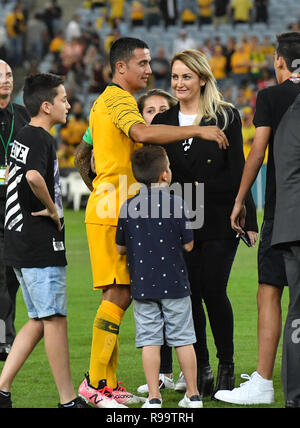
left=0, top=102, right=30, bottom=199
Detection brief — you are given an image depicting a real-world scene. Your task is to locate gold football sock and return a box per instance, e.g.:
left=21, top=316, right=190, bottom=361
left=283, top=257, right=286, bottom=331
left=89, top=300, right=124, bottom=389
left=106, top=338, right=119, bottom=389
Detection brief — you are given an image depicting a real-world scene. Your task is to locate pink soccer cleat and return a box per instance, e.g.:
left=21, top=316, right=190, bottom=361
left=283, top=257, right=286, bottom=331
left=112, top=382, right=146, bottom=405
left=78, top=374, right=127, bottom=408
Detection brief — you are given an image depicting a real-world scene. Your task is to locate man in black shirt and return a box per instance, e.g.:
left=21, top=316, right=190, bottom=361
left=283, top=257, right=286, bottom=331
left=0, top=60, right=30, bottom=361
left=272, top=93, right=300, bottom=407
left=159, top=0, right=178, bottom=28
left=214, top=0, right=230, bottom=27
left=254, top=0, right=269, bottom=23
left=215, top=32, right=300, bottom=406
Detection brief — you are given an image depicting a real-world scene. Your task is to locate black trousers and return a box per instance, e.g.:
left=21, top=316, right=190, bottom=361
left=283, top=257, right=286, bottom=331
left=0, top=199, right=19, bottom=347
left=282, top=245, right=300, bottom=407
left=159, top=238, right=238, bottom=372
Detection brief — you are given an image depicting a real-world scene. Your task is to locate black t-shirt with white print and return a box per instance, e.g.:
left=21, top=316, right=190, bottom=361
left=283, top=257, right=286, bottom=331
left=4, top=125, right=67, bottom=268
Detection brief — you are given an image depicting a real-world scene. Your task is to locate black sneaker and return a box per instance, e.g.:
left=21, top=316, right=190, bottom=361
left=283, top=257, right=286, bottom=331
left=0, top=391, right=12, bottom=408
left=58, top=397, right=91, bottom=408
left=0, top=352, right=8, bottom=362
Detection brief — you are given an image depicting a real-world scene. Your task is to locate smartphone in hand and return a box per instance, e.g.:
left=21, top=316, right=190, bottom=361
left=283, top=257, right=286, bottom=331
left=237, top=231, right=252, bottom=247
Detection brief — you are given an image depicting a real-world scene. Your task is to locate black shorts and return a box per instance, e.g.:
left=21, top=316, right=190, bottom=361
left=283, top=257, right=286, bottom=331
left=258, top=219, right=287, bottom=288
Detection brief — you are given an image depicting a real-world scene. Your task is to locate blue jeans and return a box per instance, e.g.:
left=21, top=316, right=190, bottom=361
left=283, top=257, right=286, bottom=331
left=14, top=266, right=67, bottom=319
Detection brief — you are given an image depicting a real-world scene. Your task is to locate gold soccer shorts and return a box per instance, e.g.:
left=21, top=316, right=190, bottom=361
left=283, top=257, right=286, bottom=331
left=86, top=224, right=130, bottom=289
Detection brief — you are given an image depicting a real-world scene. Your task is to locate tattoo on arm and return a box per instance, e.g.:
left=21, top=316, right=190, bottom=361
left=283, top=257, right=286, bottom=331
left=75, top=141, right=94, bottom=192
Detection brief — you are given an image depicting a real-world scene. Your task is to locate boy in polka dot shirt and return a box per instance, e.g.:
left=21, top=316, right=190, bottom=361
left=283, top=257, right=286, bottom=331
left=116, top=145, right=203, bottom=409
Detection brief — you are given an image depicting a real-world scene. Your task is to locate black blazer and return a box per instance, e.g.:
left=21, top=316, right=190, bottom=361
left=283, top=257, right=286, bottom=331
left=152, top=104, right=258, bottom=241
left=272, top=94, right=300, bottom=248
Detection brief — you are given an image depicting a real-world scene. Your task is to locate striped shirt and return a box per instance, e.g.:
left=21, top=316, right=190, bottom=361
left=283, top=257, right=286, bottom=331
left=85, top=83, right=145, bottom=226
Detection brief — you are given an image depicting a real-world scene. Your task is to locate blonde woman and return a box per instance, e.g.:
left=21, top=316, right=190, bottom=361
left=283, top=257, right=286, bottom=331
left=152, top=49, right=258, bottom=400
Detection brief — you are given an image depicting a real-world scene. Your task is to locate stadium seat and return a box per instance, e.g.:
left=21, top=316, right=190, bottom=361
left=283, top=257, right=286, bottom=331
left=64, top=171, right=91, bottom=211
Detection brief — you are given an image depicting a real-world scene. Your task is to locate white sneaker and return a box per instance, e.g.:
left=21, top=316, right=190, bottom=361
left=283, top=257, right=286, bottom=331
left=137, top=374, right=174, bottom=394
left=178, top=393, right=203, bottom=408
left=214, top=371, right=274, bottom=405
left=142, top=398, right=162, bottom=408
left=174, top=372, right=186, bottom=392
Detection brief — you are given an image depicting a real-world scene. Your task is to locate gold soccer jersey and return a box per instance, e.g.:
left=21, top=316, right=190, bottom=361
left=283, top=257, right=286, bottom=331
left=86, top=84, right=145, bottom=226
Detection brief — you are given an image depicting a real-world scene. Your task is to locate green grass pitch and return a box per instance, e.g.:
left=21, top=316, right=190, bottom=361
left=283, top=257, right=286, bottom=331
left=0, top=209, right=288, bottom=408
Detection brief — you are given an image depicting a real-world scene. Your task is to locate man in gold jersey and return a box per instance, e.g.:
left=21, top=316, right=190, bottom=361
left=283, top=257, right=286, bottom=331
left=75, top=38, right=229, bottom=408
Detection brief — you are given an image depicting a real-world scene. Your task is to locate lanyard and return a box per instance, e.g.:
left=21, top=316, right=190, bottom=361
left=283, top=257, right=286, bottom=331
left=0, top=103, right=15, bottom=166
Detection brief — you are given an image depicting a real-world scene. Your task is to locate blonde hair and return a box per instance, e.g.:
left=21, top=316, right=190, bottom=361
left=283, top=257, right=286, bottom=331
left=171, top=49, right=234, bottom=130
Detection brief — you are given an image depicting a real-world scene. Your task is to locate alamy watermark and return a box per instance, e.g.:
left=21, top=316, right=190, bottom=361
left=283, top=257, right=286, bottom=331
left=290, top=63, right=300, bottom=82
left=291, top=319, right=300, bottom=344
left=95, top=175, right=204, bottom=230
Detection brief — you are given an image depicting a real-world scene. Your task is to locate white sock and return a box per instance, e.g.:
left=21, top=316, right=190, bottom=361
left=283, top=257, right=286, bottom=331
left=255, top=372, right=273, bottom=384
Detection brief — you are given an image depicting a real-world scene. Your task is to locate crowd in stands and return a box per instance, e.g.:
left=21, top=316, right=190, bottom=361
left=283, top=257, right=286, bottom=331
left=83, top=0, right=269, bottom=29
left=1, top=0, right=300, bottom=176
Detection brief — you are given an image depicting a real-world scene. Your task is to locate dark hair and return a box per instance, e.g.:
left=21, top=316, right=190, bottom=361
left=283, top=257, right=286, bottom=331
left=23, top=73, right=64, bottom=117
left=276, top=32, right=300, bottom=73
left=110, top=37, right=149, bottom=75
left=131, top=145, right=168, bottom=186
left=137, top=89, right=178, bottom=115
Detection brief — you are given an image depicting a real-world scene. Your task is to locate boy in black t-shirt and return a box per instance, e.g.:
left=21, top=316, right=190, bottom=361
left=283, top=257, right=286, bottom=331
left=116, top=145, right=203, bottom=409
left=216, top=32, right=300, bottom=406
left=0, top=73, right=89, bottom=408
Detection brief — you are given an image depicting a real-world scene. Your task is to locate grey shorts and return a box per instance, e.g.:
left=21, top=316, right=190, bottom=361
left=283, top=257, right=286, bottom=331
left=133, top=296, right=196, bottom=348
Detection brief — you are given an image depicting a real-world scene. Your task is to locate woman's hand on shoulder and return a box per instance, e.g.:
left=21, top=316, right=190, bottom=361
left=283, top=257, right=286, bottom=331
left=198, top=126, right=229, bottom=150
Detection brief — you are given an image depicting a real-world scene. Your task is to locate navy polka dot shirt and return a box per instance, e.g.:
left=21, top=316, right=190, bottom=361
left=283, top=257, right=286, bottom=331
left=116, top=187, right=193, bottom=299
